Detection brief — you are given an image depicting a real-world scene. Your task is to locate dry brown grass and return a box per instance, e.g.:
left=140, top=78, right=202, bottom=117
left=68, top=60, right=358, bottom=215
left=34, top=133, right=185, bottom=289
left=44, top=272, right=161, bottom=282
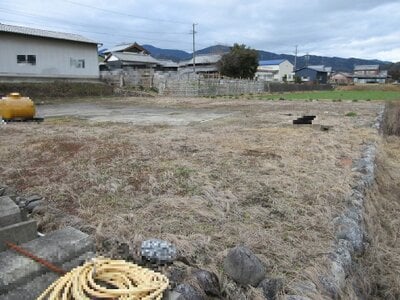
left=0, top=98, right=381, bottom=298
left=382, top=101, right=400, bottom=136
left=350, top=103, right=400, bottom=300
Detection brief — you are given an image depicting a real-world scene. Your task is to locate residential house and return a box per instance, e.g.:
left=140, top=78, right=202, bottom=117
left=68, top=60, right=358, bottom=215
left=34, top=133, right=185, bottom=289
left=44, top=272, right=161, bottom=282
left=0, top=23, right=99, bottom=79
left=255, top=59, right=294, bottom=82
left=103, top=52, right=160, bottom=70
left=295, top=65, right=330, bottom=84
left=352, top=65, right=388, bottom=84
left=103, top=43, right=178, bottom=72
left=330, top=72, right=353, bottom=84
left=178, top=54, right=222, bottom=76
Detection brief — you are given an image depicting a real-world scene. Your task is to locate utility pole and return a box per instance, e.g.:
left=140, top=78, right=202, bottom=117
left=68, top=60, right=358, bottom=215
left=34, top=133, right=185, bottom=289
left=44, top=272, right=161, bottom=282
left=192, top=23, right=197, bottom=74
left=294, top=45, right=298, bottom=70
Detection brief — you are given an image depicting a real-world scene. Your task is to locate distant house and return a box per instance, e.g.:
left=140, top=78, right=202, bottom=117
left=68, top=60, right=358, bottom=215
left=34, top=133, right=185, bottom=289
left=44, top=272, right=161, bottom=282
left=255, top=59, right=294, bottom=82
left=178, top=54, right=222, bottom=75
left=330, top=72, right=353, bottom=84
left=0, top=23, right=99, bottom=79
left=103, top=43, right=178, bottom=72
left=103, top=43, right=150, bottom=56
left=295, top=65, right=330, bottom=84
left=352, top=65, right=388, bottom=84
left=103, top=52, right=160, bottom=70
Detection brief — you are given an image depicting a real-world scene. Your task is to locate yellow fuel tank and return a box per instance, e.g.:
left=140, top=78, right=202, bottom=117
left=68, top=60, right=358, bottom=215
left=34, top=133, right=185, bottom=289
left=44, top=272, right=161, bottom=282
left=0, top=93, right=36, bottom=120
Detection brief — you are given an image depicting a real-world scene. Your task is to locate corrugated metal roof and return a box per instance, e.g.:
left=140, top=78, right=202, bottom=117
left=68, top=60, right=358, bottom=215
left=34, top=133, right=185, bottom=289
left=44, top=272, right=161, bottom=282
left=108, top=52, right=160, bottom=64
left=308, top=65, right=328, bottom=72
left=295, top=66, right=329, bottom=73
left=259, top=59, right=287, bottom=66
left=0, top=23, right=97, bottom=44
left=354, top=65, right=379, bottom=71
left=179, top=54, right=222, bottom=67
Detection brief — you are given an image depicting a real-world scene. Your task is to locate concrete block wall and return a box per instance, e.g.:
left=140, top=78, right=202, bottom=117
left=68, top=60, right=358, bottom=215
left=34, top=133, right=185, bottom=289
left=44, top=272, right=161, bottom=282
left=158, top=78, right=265, bottom=97
left=0, top=196, right=37, bottom=251
left=0, top=186, right=95, bottom=299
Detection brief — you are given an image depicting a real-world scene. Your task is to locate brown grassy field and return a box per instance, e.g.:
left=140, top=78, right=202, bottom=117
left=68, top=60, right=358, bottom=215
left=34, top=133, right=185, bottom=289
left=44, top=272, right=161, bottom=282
left=0, top=98, right=382, bottom=298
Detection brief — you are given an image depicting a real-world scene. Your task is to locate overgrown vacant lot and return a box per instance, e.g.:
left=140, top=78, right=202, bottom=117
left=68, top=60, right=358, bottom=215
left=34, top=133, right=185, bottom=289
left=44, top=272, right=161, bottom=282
left=0, top=98, right=382, bottom=293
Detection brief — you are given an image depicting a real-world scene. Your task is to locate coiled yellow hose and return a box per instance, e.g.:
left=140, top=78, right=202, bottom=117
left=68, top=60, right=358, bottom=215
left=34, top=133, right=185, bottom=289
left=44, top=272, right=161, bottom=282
left=37, top=257, right=169, bottom=300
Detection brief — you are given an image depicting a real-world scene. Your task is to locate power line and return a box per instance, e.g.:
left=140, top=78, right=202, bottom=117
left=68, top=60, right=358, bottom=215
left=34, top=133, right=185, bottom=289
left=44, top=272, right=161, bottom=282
left=0, top=8, right=188, bottom=35
left=0, top=3, right=210, bottom=50
left=63, top=0, right=190, bottom=25
left=0, top=17, right=209, bottom=50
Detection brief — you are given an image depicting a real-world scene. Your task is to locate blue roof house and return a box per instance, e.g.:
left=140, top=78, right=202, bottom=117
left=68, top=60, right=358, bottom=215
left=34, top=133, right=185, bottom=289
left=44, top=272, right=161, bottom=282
left=256, top=59, right=294, bottom=82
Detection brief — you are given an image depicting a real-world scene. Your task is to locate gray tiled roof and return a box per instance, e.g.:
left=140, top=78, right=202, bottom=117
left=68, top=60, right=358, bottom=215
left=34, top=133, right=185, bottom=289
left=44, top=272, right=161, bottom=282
left=354, top=65, right=379, bottom=71
left=179, top=54, right=222, bottom=67
left=157, top=59, right=178, bottom=68
left=108, top=52, right=160, bottom=64
left=104, top=43, right=149, bottom=54
left=0, top=23, right=97, bottom=44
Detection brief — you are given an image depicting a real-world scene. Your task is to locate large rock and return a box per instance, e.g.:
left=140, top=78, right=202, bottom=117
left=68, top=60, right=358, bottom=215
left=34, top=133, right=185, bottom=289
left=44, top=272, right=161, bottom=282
left=258, top=277, right=284, bottom=300
left=174, top=283, right=205, bottom=300
left=191, top=268, right=220, bottom=297
left=223, top=245, right=266, bottom=286
left=334, top=215, right=364, bottom=254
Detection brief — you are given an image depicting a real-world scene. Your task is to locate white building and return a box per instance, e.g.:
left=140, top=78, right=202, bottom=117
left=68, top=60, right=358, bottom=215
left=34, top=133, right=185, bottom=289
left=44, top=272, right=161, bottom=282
left=256, top=59, right=294, bottom=82
left=0, top=23, right=99, bottom=80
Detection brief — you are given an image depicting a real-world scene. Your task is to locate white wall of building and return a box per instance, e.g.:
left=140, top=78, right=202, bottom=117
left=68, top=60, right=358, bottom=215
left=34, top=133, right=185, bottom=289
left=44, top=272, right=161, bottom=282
left=256, top=60, right=294, bottom=82
left=0, top=33, right=99, bottom=78
left=278, top=60, right=294, bottom=81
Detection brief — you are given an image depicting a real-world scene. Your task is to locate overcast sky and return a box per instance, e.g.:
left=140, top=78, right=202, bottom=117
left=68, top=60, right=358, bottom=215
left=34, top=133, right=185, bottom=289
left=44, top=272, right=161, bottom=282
left=1, top=0, right=399, bottom=61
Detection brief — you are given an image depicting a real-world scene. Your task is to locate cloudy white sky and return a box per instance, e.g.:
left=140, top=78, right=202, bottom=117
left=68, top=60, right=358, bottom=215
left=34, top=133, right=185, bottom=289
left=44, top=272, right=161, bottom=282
left=1, top=0, right=399, bottom=61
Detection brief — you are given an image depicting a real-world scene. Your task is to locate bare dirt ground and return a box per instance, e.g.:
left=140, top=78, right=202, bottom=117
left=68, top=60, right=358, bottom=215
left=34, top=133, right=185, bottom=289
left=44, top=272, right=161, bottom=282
left=0, top=97, right=382, bottom=298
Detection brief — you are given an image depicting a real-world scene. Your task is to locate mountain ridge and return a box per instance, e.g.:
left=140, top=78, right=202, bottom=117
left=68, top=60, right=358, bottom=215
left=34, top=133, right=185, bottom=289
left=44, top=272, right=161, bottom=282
left=142, top=44, right=390, bottom=72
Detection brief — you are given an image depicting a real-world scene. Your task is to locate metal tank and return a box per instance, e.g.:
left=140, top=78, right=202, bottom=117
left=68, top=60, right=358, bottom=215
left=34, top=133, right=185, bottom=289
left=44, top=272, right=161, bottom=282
left=0, top=93, right=36, bottom=120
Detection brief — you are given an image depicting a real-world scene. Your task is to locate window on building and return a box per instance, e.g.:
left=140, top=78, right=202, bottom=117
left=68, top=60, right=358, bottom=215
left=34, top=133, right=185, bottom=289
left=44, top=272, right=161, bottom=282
left=17, top=55, right=36, bottom=65
left=27, top=55, right=36, bottom=65
left=17, top=55, right=26, bottom=63
left=70, top=58, right=85, bottom=68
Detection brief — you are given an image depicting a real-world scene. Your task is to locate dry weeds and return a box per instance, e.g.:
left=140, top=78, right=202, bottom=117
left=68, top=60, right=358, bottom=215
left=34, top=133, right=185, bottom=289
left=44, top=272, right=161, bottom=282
left=0, top=98, right=381, bottom=298
left=350, top=102, right=400, bottom=300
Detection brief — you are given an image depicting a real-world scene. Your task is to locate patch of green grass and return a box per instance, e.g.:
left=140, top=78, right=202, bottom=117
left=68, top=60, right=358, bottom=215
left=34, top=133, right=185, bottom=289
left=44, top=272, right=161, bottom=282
left=261, top=90, right=400, bottom=101
left=345, top=112, right=357, bottom=117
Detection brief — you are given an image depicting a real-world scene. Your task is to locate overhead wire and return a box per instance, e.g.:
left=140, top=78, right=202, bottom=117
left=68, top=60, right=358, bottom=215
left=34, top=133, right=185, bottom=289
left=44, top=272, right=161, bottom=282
left=63, top=0, right=190, bottom=25
left=0, top=1, right=210, bottom=50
